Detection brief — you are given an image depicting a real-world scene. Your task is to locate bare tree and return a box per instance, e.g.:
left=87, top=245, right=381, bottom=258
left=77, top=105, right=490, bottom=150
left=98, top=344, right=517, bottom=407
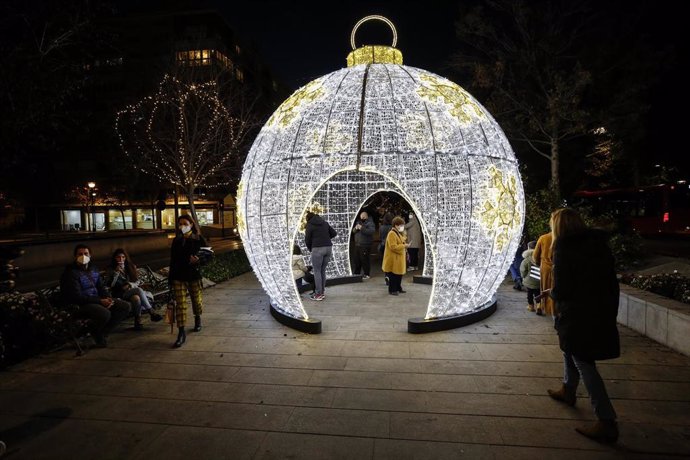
left=116, top=70, right=256, bottom=225
left=452, top=0, right=594, bottom=197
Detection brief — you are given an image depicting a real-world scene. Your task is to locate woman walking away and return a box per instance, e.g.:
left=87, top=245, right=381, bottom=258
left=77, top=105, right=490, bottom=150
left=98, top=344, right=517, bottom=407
left=169, top=215, right=207, bottom=348
left=305, top=212, right=337, bottom=301
left=533, top=214, right=557, bottom=316
left=404, top=212, right=422, bottom=271
left=107, top=248, right=163, bottom=330
left=382, top=216, right=410, bottom=295
left=545, top=208, right=620, bottom=443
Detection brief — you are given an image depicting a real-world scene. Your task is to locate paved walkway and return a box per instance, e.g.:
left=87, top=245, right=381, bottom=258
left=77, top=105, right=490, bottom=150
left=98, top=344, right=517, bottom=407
left=1, top=271, right=690, bottom=459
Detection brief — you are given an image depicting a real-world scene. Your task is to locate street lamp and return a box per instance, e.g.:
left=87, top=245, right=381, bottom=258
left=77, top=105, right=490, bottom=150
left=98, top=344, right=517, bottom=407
left=87, top=182, right=96, bottom=232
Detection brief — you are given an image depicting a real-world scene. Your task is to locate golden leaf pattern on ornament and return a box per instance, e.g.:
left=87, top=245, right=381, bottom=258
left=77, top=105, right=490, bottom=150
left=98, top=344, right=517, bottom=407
left=479, top=165, right=521, bottom=251
left=417, top=74, right=484, bottom=124
left=268, top=79, right=325, bottom=128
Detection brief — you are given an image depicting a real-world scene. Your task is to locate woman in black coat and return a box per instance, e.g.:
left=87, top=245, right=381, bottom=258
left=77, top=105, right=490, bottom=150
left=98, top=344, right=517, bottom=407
left=545, top=208, right=620, bottom=443
left=169, top=214, right=208, bottom=347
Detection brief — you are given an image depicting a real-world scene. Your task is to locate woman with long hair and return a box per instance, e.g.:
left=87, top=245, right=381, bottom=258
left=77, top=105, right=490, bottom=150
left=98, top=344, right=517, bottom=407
left=533, top=212, right=557, bottom=316
left=544, top=208, right=620, bottom=443
left=168, top=214, right=208, bottom=347
left=107, top=248, right=162, bottom=330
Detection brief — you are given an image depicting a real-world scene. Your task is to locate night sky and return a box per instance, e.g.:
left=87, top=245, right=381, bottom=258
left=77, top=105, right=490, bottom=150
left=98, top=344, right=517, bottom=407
left=213, top=0, right=688, bottom=176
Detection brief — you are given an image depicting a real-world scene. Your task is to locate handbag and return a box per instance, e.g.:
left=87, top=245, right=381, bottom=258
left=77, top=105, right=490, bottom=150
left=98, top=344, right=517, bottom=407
left=196, top=247, right=215, bottom=266
left=164, top=292, right=176, bottom=333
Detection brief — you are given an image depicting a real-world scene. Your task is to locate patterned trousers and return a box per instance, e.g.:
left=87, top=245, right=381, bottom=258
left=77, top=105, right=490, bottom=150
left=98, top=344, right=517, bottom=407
left=172, top=279, right=203, bottom=327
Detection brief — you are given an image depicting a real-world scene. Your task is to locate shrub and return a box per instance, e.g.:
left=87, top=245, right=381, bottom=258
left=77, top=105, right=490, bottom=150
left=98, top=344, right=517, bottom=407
left=201, top=249, right=251, bottom=283
left=623, top=272, right=690, bottom=304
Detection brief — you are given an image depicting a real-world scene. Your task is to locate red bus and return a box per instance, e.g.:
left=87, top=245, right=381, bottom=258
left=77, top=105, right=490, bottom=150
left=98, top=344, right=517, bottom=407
left=573, top=183, right=690, bottom=236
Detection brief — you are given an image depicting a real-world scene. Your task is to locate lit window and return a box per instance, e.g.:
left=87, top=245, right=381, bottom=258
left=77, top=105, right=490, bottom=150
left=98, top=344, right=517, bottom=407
left=176, top=49, right=212, bottom=67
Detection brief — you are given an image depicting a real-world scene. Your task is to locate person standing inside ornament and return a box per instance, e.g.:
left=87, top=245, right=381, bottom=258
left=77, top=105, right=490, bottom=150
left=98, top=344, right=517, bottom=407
left=404, top=212, right=422, bottom=271
left=168, top=215, right=207, bottom=348
left=544, top=208, right=620, bottom=443
left=351, top=210, right=375, bottom=280
left=305, top=211, right=337, bottom=301
left=378, top=212, right=394, bottom=285
left=383, top=216, right=410, bottom=295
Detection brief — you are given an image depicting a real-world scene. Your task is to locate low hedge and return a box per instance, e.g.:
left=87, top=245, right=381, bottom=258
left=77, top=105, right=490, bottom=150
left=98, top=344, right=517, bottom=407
left=620, top=272, right=690, bottom=304
left=201, top=249, right=251, bottom=283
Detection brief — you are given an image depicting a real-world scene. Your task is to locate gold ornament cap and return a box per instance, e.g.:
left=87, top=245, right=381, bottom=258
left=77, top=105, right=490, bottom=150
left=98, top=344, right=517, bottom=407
left=347, top=15, right=403, bottom=66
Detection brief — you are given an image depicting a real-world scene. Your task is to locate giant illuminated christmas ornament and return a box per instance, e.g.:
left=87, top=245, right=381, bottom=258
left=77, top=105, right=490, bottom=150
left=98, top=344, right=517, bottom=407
left=238, top=15, right=524, bottom=333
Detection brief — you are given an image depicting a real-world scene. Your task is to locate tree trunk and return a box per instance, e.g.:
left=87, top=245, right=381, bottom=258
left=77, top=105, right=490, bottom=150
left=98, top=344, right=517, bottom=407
left=550, top=139, right=560, bottom=199
left=186, top=184, right=199, bottom=233
left=120, top=208, right=127, bottom=230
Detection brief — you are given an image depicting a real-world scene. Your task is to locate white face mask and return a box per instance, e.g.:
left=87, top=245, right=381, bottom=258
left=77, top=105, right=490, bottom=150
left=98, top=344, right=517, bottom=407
left=409, top=214, right=414, bottom=220
left=77, top=255, right=90, bottom=265
left=117, top=261, right=125, bottom=268
left=180, top=225, right=192, bottom=234
left=397, top=225, right=405, bottom=232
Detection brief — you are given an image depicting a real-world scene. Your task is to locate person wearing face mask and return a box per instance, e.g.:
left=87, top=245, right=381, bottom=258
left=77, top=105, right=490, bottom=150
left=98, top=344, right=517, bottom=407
left=382, top=216, right=410, bottom=295
left=168, top=215, right=208, bottom=348
left=107, top=248, right=163, bottom=330
left=60, top=244, right=131, bottom=348
left=404, top=212, right=422, bottom=271
left=351, top=210, right=375, bottom=280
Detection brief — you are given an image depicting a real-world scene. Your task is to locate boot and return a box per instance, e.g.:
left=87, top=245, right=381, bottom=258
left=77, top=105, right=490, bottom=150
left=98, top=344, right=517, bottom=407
left=133, top=316, right=144, bottom=331
left=192, top=315, right=202, bottom=332
left=575, top=420, right=618, bottom=443
left=173, top=327, right=186, bottom=348
left=547, top=384, right=577, bottom=407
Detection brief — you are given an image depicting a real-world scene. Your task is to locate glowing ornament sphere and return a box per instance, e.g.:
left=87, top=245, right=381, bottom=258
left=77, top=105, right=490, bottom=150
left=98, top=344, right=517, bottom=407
left=237, top=16, right=525, bottom=332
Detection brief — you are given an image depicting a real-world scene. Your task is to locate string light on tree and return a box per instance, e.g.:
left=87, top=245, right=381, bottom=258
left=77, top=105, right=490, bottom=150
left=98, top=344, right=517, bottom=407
left=238, top=16, right=525, bottom=331
left=115, top=74, right=249, bottom=219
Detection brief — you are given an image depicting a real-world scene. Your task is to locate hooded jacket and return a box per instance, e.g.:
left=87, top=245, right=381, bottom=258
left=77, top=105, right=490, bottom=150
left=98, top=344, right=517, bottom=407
left=519, top=248, right=540, bottom=290
left=551, top=229, right=620, bottom=361
left=305, top=215, right=337, bottom=251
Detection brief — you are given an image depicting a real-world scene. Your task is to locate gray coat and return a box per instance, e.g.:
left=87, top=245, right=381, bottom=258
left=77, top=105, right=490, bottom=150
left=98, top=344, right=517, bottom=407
left=404, top=217, right=422, bottom=248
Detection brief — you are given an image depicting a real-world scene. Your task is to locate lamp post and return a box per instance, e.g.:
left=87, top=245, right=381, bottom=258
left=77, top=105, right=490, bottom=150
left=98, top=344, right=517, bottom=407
left=87, top=182, right=96, bottom=232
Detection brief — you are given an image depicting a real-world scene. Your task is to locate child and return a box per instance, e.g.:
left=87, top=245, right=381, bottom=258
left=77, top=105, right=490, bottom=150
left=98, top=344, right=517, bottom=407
left=292, top=245, right=314, bottom=289
left=520, top=241, right=541, bottom=314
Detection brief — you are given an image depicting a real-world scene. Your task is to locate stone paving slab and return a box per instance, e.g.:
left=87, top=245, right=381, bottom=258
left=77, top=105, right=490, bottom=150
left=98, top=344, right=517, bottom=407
left=2, top=271, right=690, bottom=459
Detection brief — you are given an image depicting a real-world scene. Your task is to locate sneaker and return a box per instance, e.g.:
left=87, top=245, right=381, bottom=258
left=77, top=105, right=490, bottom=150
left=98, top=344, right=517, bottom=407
left=389, top=291, right=399, bottom=296
left=398, top=290, right=407, bottom=294
left=527, top=305, right=536, bottom=312
left=362, top=275, right=370, bottom=280
left=314, top=294, right=325, bottom=301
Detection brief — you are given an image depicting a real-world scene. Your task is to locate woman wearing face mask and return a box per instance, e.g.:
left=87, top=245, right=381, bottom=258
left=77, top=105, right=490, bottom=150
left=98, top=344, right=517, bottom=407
left=107, top=248, right=163, bottom=330
left=382, top=216, right=410, bottom=295
left=168, top=215, right=208, bottom=347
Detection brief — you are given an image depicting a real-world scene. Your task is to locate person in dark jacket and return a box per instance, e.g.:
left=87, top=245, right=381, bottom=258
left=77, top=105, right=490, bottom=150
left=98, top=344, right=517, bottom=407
left=60, top=244, right=131, bottom=347
left=169, top=215, right=208, bottom=347
left=351, top=211, right=375, bottom=279
left=304, top=212, right=337, bottom=301
left=544, top=208, right=620, bottom=443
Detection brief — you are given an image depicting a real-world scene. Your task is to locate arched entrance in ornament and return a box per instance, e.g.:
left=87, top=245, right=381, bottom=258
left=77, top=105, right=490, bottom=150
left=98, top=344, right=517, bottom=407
left=290, top=168, right=435, bottom=321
